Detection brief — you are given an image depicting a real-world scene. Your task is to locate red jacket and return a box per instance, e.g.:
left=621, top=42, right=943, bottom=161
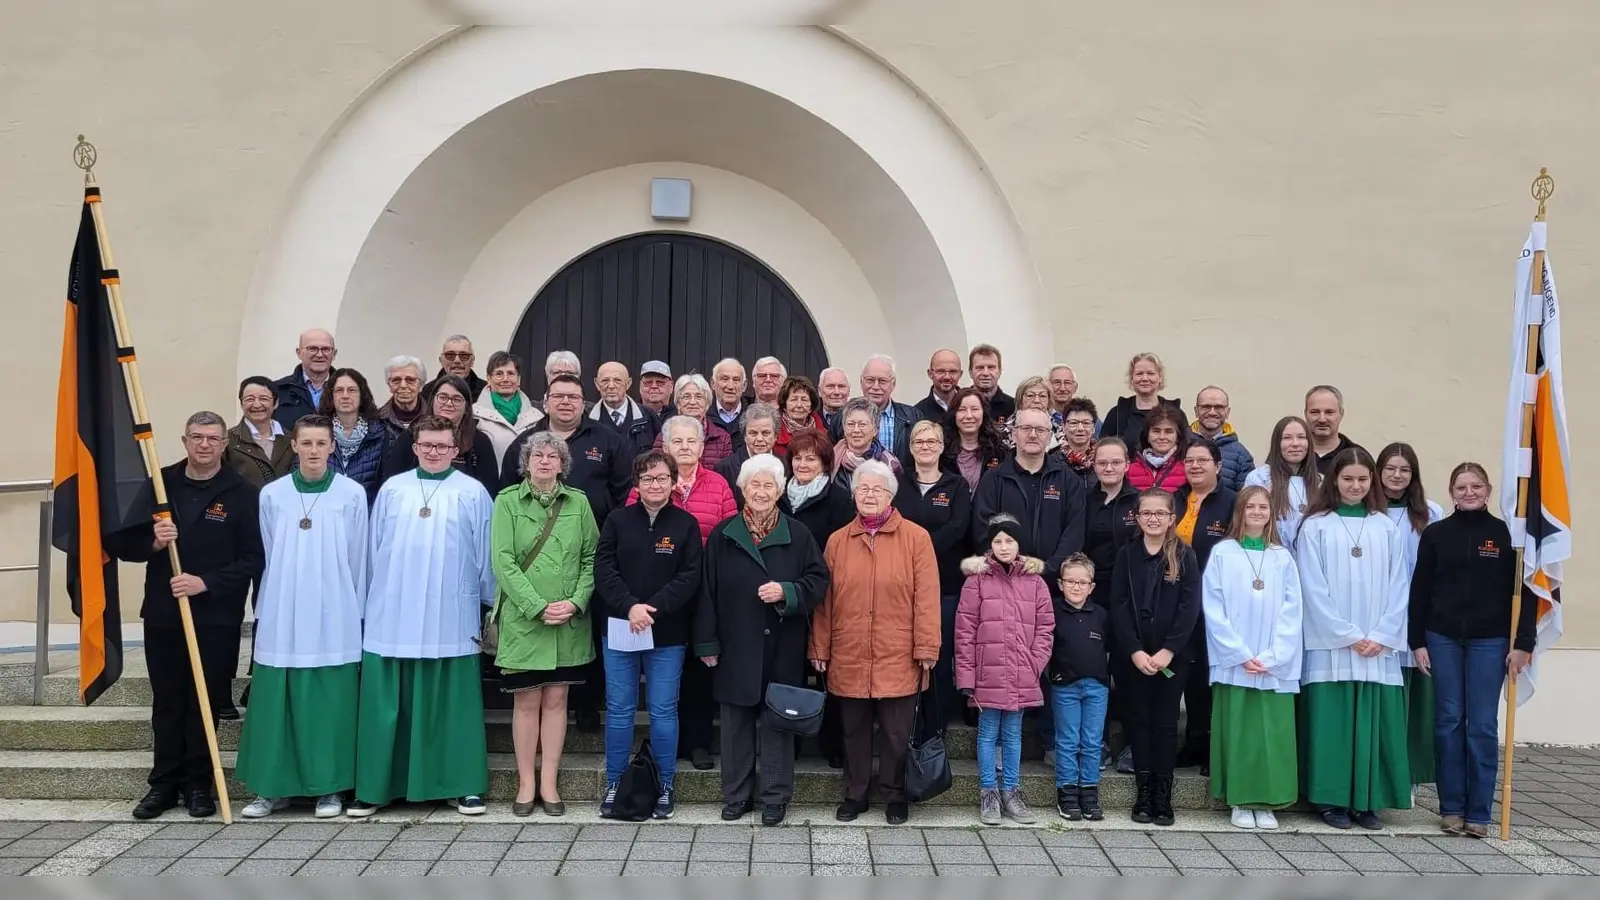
left=651, top=418, right=734, bottom=471
left=1127, top=453, right=1186, bottom=493
left=954, top=555, right=1055, bottom=711
left=628, top=464, right=737, bottom=544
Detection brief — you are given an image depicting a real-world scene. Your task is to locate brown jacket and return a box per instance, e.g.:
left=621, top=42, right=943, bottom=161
left=224, top=419, right=294, bottom=489
left=809, top=510, right=941, bottom=699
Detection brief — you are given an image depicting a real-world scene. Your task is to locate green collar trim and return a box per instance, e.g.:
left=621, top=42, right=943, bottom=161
left=416, top=466, right=454, bottom=482
left=292, top=468, right=335, bottom=494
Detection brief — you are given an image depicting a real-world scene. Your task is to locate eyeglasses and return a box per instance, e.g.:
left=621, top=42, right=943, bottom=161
left=302, top=346, right=334, bottom=356
left=1184, top=458, right=1215, bottom=466
left=856, top=485, right=892, bottom=497
left=861, top=376, right=893, bottom=387
left=184, top=434, right=224, bottom=446
left=1138, top=510, right=1172, bottom=519
left=1060, top=578, right=1093, bottom=588
left=547, top=394, right=584, bottom=404
left=388, top=375, right=420, bottom=385
left=1094, top=459, right=1126, bottom=468
left=911, top=439, right=942, bottom=449
left=416, top=442, right=455, bottom=454
left=434, top=394, right=466, bottom=407
left=1064, top=420, right=1095, bottom=429
left=638, top=475, right=673, bottom=487
left=442, top=351, right=474, bottom=362
left=1195, top=404, right=1227, bottom=412
left=1014, top=425, right=1051, bottom=436
left=529, top=451, right=564, bottom=462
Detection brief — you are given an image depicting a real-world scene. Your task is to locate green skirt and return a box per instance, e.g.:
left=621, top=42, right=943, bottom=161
left=235, top=662, right=359, bottom=798
left=355, top=652, right=489, bottom=804
left=1209, top=685, right=1299, bottom=809
left=1404, top=667, right=1437, bottom=785
left=1298, top=680, right=1412, bottom=811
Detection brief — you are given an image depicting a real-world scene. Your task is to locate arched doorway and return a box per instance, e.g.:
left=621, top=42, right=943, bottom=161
left=510, top=232, right=829, bottom=394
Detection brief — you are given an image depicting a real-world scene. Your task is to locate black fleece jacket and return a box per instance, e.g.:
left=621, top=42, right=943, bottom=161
left=1107, top=540, right=1201, bottom=660
left=1409, top=507, right=1535, bottom=652
left=593, top=502, right=704, bottom=647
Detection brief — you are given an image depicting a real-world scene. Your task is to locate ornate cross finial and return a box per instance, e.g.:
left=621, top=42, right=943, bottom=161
left=73, top=134, right=97, bottom=182
left=1532, top=167, right=1555, bottom=222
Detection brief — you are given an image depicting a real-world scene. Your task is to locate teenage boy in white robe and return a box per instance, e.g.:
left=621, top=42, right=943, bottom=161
left=237, top=414, right=369, bottom=819
left=348, top=416, right=497, bottom=817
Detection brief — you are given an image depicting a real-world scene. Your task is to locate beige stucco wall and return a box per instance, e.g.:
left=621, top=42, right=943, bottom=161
left=1, top=0, right=1595, bottom=736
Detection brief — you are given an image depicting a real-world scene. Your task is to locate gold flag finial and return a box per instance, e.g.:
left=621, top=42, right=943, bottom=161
left=73, top=135, right=97, bottom=183
left=1532, top=167, right=1555, bottom=222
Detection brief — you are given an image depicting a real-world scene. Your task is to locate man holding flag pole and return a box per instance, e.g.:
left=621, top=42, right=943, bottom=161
left=1497, top=168, right=1572, bottom=840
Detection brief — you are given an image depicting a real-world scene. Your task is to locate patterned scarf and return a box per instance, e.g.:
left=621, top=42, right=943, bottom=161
left=743, top=505, right=779, bottom=544
left=675, top=464, right=699, bottom=507
left=1064, top=440, right=1095, bottom=471
left=528, top=482, right=561, bottom=508
left=332, top=418, right=368, bottom=464
left=859, top=510, right=893, bottom=535
left=832, top=438, right=903, bottom=476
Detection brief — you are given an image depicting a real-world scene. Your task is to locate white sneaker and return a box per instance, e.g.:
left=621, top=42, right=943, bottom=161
left=1231, top=807, right=1257, bottom=829
left=314, top=793, right=345, bottom=818
left=242, top=796, right=288, bottom=819
left=1253, top=809, right=1278, bottom=830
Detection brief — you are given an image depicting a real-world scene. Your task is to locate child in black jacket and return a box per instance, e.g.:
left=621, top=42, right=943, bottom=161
left=1048, top=553, right=1111, bottom=821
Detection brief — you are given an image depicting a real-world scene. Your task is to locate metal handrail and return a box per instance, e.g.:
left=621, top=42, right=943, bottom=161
left=0, top=480, right=54, bottom=704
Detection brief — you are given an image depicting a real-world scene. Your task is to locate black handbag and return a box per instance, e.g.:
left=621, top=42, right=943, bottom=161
left=763, top=682, right=826, bottom=737
left=904, top=694, right=951, bottom=803
left=610, top=739, right=661, bottom=822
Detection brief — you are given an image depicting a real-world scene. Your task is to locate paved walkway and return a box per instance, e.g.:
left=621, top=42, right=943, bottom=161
left=2, top=745, right=1597, bottom=875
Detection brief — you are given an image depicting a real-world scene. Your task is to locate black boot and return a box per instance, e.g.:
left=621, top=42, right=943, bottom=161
left=1131, top=772, right=1153, bottom=824
left=1152, top=773, right=1175, bottom=827
left=132, top=786, right=180, bottom=820
left=1055, top=785, right=1082, bottom=821
left=1080, top=784, right=1104, bottom=821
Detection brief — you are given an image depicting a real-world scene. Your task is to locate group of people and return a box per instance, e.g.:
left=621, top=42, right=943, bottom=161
left=118, top=331, right=1532, bottom=840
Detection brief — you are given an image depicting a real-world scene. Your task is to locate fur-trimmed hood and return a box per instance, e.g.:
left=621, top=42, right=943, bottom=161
left=960, top=554, right=1044, bottom=576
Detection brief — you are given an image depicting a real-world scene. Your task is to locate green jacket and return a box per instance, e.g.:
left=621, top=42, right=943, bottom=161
left=489, top=481, right=599, bottom=672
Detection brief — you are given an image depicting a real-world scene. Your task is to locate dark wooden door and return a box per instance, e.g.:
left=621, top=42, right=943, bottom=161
left=510, top=233, right=829, bottom=396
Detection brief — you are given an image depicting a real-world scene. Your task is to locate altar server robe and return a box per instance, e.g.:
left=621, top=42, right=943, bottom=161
left=255, top=472, right=369, bottom=668
left=1293, top=512, right=1409, bottom=686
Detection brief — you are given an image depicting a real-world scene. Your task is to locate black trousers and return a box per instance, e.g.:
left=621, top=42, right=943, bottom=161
left=678, top=654, right=717, bottom=756
left=838, top=694, right=918, bottom=804
left=146, top=623, right=240, bottom=793
left=1117, top=656, right=1190, bottom=777
left=915, top=593, right=961, bottom=743
left=1182, top=632, right=1211, bottom=750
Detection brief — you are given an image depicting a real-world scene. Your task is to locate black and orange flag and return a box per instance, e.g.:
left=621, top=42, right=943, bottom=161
left=51, top=189, right=146, bottom=705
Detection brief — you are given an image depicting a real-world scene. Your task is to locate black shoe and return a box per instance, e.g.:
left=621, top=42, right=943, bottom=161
left=214, top=705, right=240, bottom=721
left=885, top=802, right=909, bottom=825
left=721, top=800, right=755, bottom=821
left=1199, top=763, right=1210, bottom=777
left=1131, top=772, right=1153, bottom=824
left=238, top=684, right=251, bottom=709
left=1080, top=785, right=1104, bottom=821
left=132, top=787, right=180, bottom=820
left=1353, top=810, right=1384, bottom=831
left=835, top=798, right=869, bottom=822
left=1320, top=807, right=1353, bottom=830
left=691, top=748, right=714, bottom=771
left=575, top=707, right=601, bottom=732
left=761, top=803, right=787, bottom=826
left=186, top=789, right=217, bottom=818
left=1151, top=774, right=1175, bottom=827
left=1056, top=785, right=1082, bottom=821
left=825, top=754, right=843, bottom=770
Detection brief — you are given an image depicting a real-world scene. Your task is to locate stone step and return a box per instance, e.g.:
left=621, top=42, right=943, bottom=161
left=0, top=749, right=1212, bottom=809
left=0, top=705, right=1082, bottom=761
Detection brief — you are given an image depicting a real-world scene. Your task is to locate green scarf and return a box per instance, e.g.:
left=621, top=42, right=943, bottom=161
left=491, top=391, right=522, bottom=424
left=291, top=468, right=335, bottom=494
left=1336, top=502, right=1367, bottom=518
left=1239, top=535, right=1267, bottom=551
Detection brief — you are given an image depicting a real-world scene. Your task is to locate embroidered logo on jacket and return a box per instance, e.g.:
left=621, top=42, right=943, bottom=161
left=655, top=536, right=676, bottom=555
left=1206, top=522, right=1227, bottom=537
left=1478, top=539, right=1501, bottom=559
left=585, top=447, right=604, bottom=463
left=204, top=502, right=227, bottom=523
left=931, top=492, right=950, bottom=508
left=1043, top=485, right=1061, bottom=501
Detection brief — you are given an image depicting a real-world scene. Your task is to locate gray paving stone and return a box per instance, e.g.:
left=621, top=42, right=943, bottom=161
left=926, top=842, right=994, bottom=867
left=988, top=844, right=1052, bottom=865
left=1513, top=855, right=1586, bottom=875
left=634, top=824, right=695, bottom=842
left=515, top=824, right=578, bottom=842
left=429, top=860, right=496, bottom=876
left=340, top=823, right=402, bottom=841
left=249, top=839, right=326, bottom=860
left=812, top=827, right=867, bottom=845
left=868, top=828, right=927, bottom=846
left=0, top=859, right=43, bottom=875
left=366, top=859, right=428, bottom=876
left=1261, top=833, right=1329, bottom=852
left=980, top=829, right=1042, bottom=847
left=379, top=840, right=449, bottom=861
left=629, top=840, right=691, bottom=861
left=441, top=840, right=510, bottom=861
left=314, top=840, right=388, bottom=861
left=995, top=863, right=1059, bottom=875
left=276, top=823, right=346, bottom=842
left=688, top=841, right=750, bottom=862
left=1339, top=852, right=1414, bottom=873
left=695, top=826, right=755, bottom=843
left=1316, top=834, right=1384, bottom=852
left=215, top=824, right=284, bottom=841
left=504, top=842, right=569, bottom=861
left=1047, top=845, right=1111, bottom=868
left=814, top=863, right=872, bottom=876
left=869, top=863, right=933, bottom=875
left=1223, top=849, right=1290, bottom=870
left=558, top=859, right=626, bottom=875
left=750, top=861, right=812, bottom=875
left=935, top=863, right=999, bottom=875
left=1206, top=832, right=1271, bottom=851
left=580, top=823, right=638, bottom=841
left=188, top=837, right=267, bottom=858
left=1074, top=867, right=1121, bottom=876
left=1426, top=834, right=1501, bottom=854
left=813, top=843, right=870, bottom=865
left=1279, top=850, right=1355, bottom=872
left=1096, top=831, right=1157, bottom=849
left=123, top=838, right=204, bottom=858
left=494, top=859, right=561, bottom=875
left=567, top=838, right=631, bottom=860
left=751, top=827, right=809, bottom=844
left=752, top=842, right=809, bottom=863
left=166, top=857, right=244, bottom=875
left=1162, top=848, right=1231, bottom=869
left=0, top=824, right=41, bottom=840
left=26, top=857, right=106, bottom=875
left=1038, top=831, right=1099, bottom=848
left=1148, top=831, right=1213, bottom=850
left=94, top=856, right=175, bottom=875
left=1538, top=839, right=1600, bottom=858
left=397, top=824, right=462, bottom=842
left=454, top=823, right=522, bottom=841
left=295, top=859, right=369, bottom=876
left=0, top=838, right=74, bottom=858
left=1117, top=866, right=1179, bottom=875
left=228, top=851, right=302, bottom=871
left=152, top=823, right=225, bottom=841
left=1462, top=854, right=1535, bottom=874
left=28, top=822, right=107, bottom=840
left=870, top=844, right=931, bottom=864
left=1181, top=867, right=1243, bottom=876
left=1405, top=854, right=1473, bottom=874
left=59, top=836, right=142, bottom=858
left=1106, top=848, right=1171, bottom=868
left=923, top=829, right=983, bottom=846
left=622, top=860, right=688, bottom=875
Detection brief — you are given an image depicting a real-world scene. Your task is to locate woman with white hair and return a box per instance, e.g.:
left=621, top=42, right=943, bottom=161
left=810, top=460, right=941, bottom=826
left=653, top=373, right=734, bottom=471
left=833, top=397, right=903, bottom=489
left=694, top=454, right=830, bottom=827
left=489, top=431, right=600, bottom=817
left=377, top=356, right=428, bottom=438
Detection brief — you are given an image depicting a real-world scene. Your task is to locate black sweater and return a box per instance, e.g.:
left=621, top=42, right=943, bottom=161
left=1174, top=484, right=1238, bottom=572
left=593, top=502, right=704, bottom=647
left=1048, top=598, right=1112, bottom=686
left=893, top=470, right=973, bottom=597
left=1409, top=508, right=1535, bottom=652
left=1084, top=482, right=1140, bottom=602
left=1107, top=540, right=1201, bottom=660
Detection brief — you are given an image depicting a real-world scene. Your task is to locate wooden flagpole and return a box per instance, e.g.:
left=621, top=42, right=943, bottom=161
left=1498, top=167, right=1554, bottom=841
left=73, top=136, right=234, bottom=824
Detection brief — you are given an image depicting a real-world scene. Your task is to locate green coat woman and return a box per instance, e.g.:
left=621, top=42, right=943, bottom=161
left=490, top=479, right=599, bottom=678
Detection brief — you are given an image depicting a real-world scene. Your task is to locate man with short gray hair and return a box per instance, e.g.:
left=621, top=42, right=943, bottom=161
left=431, top=335, right=486, bottom=402
left=709, top=358, right=751, bottom=452
left=818, top=367, right=852, bottom=440
left=751, top=357, right=787, bottom=406
left=272, top=328, right=336, bottom=429
left=860, top=355, right=919, bottom=471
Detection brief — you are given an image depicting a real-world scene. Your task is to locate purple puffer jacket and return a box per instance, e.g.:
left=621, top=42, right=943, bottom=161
left=954, top=555, right=1055, bottom=711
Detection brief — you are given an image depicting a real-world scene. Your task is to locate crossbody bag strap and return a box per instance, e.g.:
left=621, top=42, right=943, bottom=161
left=519, top=494, right=567, bottom=572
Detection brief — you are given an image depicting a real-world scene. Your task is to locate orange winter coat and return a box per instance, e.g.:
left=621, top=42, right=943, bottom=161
left=809, top=510, right=941, bottom=699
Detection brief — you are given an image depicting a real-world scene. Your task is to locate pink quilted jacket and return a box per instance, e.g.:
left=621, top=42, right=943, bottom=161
left=954, top=555, right=1055, bottom=711
left=628, top=464, right=737, bottom=544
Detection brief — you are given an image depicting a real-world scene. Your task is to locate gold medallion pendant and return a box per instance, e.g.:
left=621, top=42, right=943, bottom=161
left=299, top=517, right=313, bottom=530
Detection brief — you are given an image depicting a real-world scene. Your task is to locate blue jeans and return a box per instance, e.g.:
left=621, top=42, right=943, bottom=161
left=976, top=707, right=1023, bottom=791
left=1051, top=679, right=1110, bottom=787
left=1427, top=631, right=1508, bottom=825
left=602, top=641, right=686, bottom=789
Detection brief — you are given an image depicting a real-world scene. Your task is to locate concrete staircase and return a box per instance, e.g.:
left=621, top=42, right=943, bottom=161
left=0, top=641, right=1214, bottom=810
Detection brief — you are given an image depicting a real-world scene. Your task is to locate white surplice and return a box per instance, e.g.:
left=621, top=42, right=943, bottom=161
left=363, top=469, right=496, bottom=659
left=1386, top=500, right=1443, bottom=667
left=1243, top=465, right=1310, bottom=548
left=1202, top=539, right=1304, bottom=693
left=1293, top=511, right=1409, bottom=686
left=255, top=473, right=369, bottom=668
